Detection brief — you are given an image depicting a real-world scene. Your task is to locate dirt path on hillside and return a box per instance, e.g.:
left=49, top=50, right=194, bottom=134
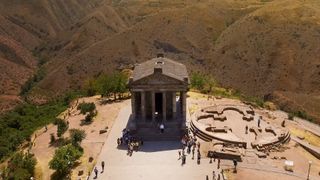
left=31, top=96, right=129, bottom=180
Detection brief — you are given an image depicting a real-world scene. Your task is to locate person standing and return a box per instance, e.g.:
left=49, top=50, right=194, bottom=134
left=245, top=125, right=248, bottom=134
left=182, top=154, right=186, bottom=165
left=217, top=158, right=221, bottom=169
left=187, top=142, right=191, bottom=154
left=87, top=171, right=90, bottom=180
left=197, top=151, right=201, bottom=164
left=101, top=161, right=105, bottom=173
left=94, top=167, right=98, bottom=179
left=212, top=170, right=216, bottom=180
left=281, top=119, right=286, bottom=127
left=233, top=159, right=238, bottom=173
left=192, top=147, right=195, bottom=160
left=160, top=123, right=165, bottom=134
left=258, top=116, right=262, bottom=127
left=178, top=150, right=181, bottom=160
left=182, top=148, right=185, bottom=158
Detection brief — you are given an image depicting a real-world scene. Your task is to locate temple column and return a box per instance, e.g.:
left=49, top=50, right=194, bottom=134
left=141, top=91, right=146, bottom=121
left=131, top=92, right=136, bottom=119
left=172, top=92, right=176, bottom=119
left=180, top=92, right=183, bottom=113
left=162, top=92, right=166, bottom=121
left=151, top=91, right=155, bottom=121
left=182, top=91, right=186, bottom=120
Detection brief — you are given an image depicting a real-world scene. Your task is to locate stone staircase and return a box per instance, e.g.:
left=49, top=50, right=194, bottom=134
left=134, top=122, right=183, bottom=141
left=189, top=120, right=212, bottom=142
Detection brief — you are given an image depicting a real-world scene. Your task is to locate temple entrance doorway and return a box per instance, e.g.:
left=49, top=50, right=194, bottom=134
left=155, top=92, right=163, bottom=121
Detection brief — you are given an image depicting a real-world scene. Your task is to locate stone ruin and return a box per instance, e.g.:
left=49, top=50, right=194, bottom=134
left=190, top=104, right=290, bottom=160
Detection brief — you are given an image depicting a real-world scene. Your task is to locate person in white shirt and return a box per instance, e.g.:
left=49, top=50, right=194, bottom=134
left=160, top=123, right=165, bottom=133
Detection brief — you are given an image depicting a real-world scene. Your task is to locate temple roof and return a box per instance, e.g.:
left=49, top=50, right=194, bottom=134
left=131, top=57, right=188, bottom=82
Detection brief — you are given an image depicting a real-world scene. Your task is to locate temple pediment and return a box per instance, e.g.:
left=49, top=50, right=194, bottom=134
left=130, top=73, right=186, bottom=86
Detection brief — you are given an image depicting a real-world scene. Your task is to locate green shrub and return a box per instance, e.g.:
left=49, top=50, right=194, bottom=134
left=69, top=129, right=86, bottom=147
left=50, top=133, right=56, bottom=144
left=49, top=144, right=83, bottom=176
left=2, top=152, right=37, bottom=179
left=54, top=137, right=71, bottom=147
left=20, top=68, right=46, bottom=96
left=56, top=119, right=68, bottom=137
left=288, top=113, right=294, bottom=120
left=77, top=102, right=96, bottom=115
left=0, top=100, right=68, bottom=161
left=190, top=72, right=206, bottom=90
left=84, top=111, right=96, bottom=123
left=290, top=110, right=314, bottom=122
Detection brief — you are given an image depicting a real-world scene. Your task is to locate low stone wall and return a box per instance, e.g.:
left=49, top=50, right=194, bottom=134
left=292, top=137, right=320, bottom=159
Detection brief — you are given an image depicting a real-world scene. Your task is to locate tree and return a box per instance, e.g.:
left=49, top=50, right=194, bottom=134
left=69, top=129, right=86, bottom=147
left=83, top=71, right=129, bottom=99
left=84, top=112, right=94, bottom=123
left=115, top=72, right=128, bottom=99
left=95, top=74, right=112, bottom=97
left=56, top=119, right=68, bottom=137
left=190, top=72, right=206, bottom=90
left=203, top=76, right=216, bottom=94
left=49, top=144, right=83, bottom=176
left=3, top=152, right=37, bottom=179
left=77, top=102, right=96, bottom=115
left=83, top=78, right=97, bottom=96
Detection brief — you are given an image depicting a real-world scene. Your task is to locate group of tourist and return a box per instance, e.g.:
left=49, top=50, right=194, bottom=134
left=179, top=129, right=201, bottom=165
left=117, top=128, right=143, bottom=156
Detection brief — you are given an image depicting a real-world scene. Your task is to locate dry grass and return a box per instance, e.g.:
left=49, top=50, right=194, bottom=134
left=263, top=101, right=278, bottom=111
left=188, top=91, right=209, bottom=99
left=223, top=168, right=235, bottom=180
left=188, top=104, right=200, bottom=115
left=34, top=163, right=43, bottom=180
left=289, top=127, right=320, bottom=146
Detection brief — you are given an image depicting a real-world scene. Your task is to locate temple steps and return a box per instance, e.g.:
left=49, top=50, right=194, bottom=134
left=134, top=127, right=182, bottom=141
left=189, top=121, right=212, bottom=142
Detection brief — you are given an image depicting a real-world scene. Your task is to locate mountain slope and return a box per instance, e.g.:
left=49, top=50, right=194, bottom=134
left=33, top=0, right=258, bottom=96
left=0, top=0, right=319, bottom=122
left=0, top=35, right=37, bottom=111
left=209, top=0, right=320, bottom=121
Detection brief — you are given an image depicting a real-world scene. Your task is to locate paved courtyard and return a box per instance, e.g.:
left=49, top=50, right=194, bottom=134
left=88, top=96, right=320, bottom=180
left=90, top=104, right=220, bottom=180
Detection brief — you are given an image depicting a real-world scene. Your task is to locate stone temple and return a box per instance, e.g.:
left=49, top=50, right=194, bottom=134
left=128, top=57, right=189, bottom=140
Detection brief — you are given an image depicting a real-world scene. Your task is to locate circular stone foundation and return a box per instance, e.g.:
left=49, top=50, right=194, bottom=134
left=190, top=104, right=290, bottom=150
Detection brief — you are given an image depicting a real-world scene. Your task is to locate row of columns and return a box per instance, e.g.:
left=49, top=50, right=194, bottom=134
left=131, top=91, right=186, bottom=122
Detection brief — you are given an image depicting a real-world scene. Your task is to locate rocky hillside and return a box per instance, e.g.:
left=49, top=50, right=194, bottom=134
left=0, top=35, right=36, bottom=111
left=0, top=0, right=105, bottom=110
left=0, top=0, right=319, bottom=122
left=209, top=0, right=320, bottom=121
